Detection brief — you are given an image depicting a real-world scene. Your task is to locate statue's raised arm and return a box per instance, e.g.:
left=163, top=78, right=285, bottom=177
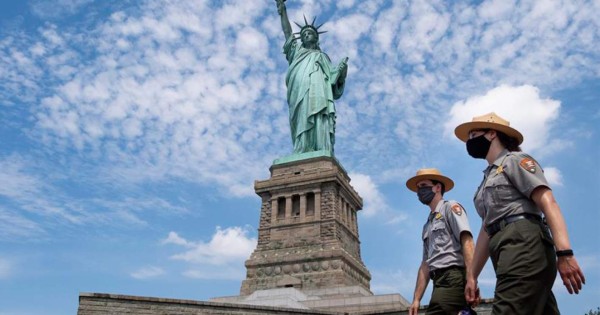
left=275, top=1, right=349, bottom=156
left=276, top=0, right=293, bottom=40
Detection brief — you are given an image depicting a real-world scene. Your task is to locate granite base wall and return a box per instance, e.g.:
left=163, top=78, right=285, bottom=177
left=77, top=293, right=339, bottom=315
left=78, top=293, right=492, bottom=315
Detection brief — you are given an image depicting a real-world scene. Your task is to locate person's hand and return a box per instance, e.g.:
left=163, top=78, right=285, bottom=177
left=558, top=255, right=585, bottom=294
left=408, top=300, right=420, bottom=315
left=465, top=276, right=480, bottom=306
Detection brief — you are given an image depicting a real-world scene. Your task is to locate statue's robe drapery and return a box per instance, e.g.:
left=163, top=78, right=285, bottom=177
left=284, top=37, right=345, bottom=154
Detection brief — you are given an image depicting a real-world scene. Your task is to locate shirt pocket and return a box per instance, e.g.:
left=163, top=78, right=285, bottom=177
left=484, top=173, right=515, bottom=204
left=431, top=220, right=448, bottom=246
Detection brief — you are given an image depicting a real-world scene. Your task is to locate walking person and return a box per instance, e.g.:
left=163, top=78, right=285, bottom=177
left=407, top=168, right=476, bottom=315
left=455, top=112, right=585, bottom=314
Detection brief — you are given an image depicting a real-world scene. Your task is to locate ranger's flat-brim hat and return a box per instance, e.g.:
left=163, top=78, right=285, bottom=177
left=406, top=168, right=454, bottom=192
left=454, top=112, right=524, bottom=145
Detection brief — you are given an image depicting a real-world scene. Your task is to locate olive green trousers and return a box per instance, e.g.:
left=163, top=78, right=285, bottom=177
left=489, top=219, right=560, bottom=315
left=427, top=267, right=467, bottom=315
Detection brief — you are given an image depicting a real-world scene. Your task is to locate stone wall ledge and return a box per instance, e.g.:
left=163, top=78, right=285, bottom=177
left=79, top=293, right=341, bottom=314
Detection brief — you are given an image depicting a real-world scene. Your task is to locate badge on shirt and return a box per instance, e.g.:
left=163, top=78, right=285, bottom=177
left=435, top=212, right=442, bottom=220
left=519, top=158, right=537, bottom=173
left=496, top=165, right=504, bottom=174
left=451, top=204, right=463, bottom=216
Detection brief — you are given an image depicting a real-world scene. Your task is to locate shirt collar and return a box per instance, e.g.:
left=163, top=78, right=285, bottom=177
left=482, top=149, right=510, bottom=173
left=492, top=149, right=510, bottom=166
left=433, top=198, right=446, bottom=213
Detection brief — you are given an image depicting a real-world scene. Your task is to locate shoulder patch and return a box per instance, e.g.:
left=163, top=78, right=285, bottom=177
left=451, top=204, right=463, bottom=216
left=519, top=157, right=537, bottom=173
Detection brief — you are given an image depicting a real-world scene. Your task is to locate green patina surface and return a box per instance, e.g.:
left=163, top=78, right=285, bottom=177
left=276, top=0, right=348, bottom=156
left=272, top=150, right=333, bottom=165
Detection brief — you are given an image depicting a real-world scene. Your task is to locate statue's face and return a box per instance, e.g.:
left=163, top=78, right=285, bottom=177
left=301, top=28, right=318, bottom=45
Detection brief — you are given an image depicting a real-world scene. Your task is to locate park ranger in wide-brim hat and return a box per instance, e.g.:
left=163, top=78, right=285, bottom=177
left=405, top=167, right=475, bottom=315
left=454, top=112, right=524, bottom=145
left=455, top=112, right=586, bottom=313
left=406, top=168, right=455, bottom=192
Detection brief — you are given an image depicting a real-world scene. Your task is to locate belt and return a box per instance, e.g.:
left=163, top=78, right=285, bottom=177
left=429, top=265, right=464, bottom=280
left=486, top=213, right=542, bottom=237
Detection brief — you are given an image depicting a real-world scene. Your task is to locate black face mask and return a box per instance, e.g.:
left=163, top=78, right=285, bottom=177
left=417, top=186, right=435, bottom=205
left=466, top=134, right=491, bottom=159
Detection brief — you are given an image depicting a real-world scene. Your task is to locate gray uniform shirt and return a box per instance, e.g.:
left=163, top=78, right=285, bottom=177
left=474, top=149, right=550, bottom=227
left=422, top=199, right=472, bottom=271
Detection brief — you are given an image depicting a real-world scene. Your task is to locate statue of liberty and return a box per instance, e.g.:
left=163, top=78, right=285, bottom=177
left=276, top=0, right=349, bottom=155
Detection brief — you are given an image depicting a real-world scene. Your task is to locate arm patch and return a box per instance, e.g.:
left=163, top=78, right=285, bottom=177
left=451, top=203, right=463, bottom=216
left=519, top=157, right=537, bottom=173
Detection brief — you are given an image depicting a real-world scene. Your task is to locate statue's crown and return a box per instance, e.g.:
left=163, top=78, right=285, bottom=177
left=294, top=15, right=327, bottom=39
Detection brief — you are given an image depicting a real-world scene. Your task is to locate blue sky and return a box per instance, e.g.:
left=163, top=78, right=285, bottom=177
left=1, top=0, right=599, bottom=314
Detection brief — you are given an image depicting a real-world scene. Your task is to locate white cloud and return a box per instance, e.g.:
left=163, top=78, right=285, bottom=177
left=478, top=0, right=515, bottom=23
left=0, top=207, right=42, bottom=239
left=348, top=173, right=412, bottom=226
left=3, top=1, right=596, bottom=183
left=0, top=154, right=190, bottom=238
left=130, top=266, right=164, bottom=279
left=337, top=0, right=356, bottom=10
left=371, top=2, right=404, bottom=53
left=20, top=1, right=283, bottom=198
left=0, top=155, right=71, bottom=237
left=386, top=213, right=409, bottom=225
left=0, top=156, right=44, bottom=201
left=1, top=0, right=599, bottom=234
left=445, top=85, right=561, bottom=154
left=543, top=167, right=563, bottom=187
left=161, top=231, right=192, bottom=247
left=29, top=0, right=93, bottom=20
left=328, top=14, right=373, bottom=58
left=182, top=266, right=245, bottom=281
left=398, top=2, right=451, bottom=64
left=235, top=27, right=269, bottom=61
left=92, top=197, right=189, bottom=225
left=166, top=226, right=256, bottom=265
left=160, top=227, right=258, bottom=280
left=349, top=173, right=388, bottom=217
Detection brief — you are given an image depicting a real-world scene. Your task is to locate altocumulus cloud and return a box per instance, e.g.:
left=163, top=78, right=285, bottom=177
left=11, top=1, right=287, bottom=198
left=1, top=0, right=599, bottom=216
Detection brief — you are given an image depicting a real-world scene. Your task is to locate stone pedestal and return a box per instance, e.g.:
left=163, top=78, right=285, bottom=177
left=240, top=156, right=371, bottom=296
